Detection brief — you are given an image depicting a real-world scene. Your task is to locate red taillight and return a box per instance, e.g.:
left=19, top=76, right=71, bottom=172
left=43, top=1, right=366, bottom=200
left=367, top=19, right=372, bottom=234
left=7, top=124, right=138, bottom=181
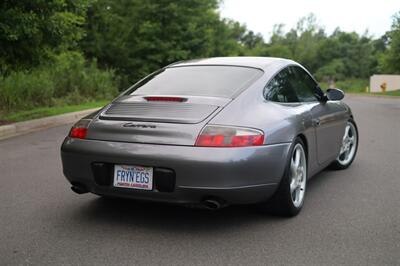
left=195, top=126, right=264, bottom=147
left=69, top=127, right=87, bottom=139
left=69, top=119, right=91, bottom=139
left=144, top=96, right=187, bottom=102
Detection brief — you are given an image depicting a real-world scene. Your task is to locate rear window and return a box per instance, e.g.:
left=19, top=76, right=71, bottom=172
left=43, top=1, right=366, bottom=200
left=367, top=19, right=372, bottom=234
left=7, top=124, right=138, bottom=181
left=128, top=66, right=263, bottom=98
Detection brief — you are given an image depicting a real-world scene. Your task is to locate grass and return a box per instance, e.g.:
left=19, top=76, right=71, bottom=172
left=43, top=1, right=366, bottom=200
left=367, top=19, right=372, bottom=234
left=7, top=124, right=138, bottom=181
left=319, top=79, right=400, bottom=97
left=0, top=100, right=109, bottom=124
left=319, top=79, right=369, bottom=93
left=371, top=90, right=400, bottom=96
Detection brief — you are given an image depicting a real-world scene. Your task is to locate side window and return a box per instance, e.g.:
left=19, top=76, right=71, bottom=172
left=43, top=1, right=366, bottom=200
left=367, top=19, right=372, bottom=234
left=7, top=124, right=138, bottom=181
left=290, top=66, right=320, bottom=102
left=264, top=67, right=299, bottom=103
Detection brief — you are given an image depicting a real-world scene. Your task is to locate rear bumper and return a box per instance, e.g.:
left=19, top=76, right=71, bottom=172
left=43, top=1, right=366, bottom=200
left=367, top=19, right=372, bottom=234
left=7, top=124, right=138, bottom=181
left=61, top=138, right=291, bottom=205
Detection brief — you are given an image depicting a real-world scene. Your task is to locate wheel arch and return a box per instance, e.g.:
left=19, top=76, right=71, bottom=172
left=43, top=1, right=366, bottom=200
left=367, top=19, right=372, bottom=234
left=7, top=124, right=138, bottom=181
left=296, top=133, right=310, bottom=177
left=297, top=133, right=308, bottom=159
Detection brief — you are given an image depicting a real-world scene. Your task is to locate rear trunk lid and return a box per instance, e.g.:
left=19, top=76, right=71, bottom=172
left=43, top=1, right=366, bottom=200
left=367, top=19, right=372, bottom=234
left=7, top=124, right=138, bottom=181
left=86, top=95, right=230, bottom=145
left=100, top=95, right=223, bottom=124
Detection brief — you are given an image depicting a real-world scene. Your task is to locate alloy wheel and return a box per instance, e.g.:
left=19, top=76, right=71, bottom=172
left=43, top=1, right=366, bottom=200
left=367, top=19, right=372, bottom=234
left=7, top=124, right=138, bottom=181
left=290, top=144, right=307, bottom=208
left=337, top=122, right=358, bottom=166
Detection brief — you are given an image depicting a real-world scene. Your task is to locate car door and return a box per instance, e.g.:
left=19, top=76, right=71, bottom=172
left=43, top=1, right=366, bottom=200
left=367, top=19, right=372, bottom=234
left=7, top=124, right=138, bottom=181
left=290, top=66, right=348, bottom=165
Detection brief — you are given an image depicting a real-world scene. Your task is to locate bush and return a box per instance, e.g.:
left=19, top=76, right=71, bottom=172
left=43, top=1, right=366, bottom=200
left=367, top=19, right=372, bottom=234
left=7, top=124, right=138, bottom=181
left=80, top=59, right=119, bottom=99
left=318, top=79, right=368, bottom=93
left=51, top=51, right=87, bottom=98
left=335, top=79, right=369, bottom=93
left=315, top=59, right=346, bottom=81
left=0, top=51, right=118, bottom=112
left=51, top=51, right=118, bottom=99
left=0, top=70, right=54, bottom=111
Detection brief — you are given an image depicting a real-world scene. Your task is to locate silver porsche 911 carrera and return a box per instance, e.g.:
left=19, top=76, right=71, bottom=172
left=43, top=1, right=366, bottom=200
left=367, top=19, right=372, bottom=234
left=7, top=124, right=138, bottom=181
left=61, top=57, right=358, bottom=216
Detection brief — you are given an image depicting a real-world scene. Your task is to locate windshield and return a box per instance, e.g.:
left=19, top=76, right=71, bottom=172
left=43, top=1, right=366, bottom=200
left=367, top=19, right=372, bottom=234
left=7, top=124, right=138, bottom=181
left=128, top=66, right=263, bottom=98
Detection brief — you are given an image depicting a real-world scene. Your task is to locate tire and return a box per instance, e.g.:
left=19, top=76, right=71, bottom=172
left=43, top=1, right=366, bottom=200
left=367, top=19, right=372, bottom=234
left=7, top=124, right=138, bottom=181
left=329, top=119, right=358, bottom=170
left=260, top=137, right=307, bottom=217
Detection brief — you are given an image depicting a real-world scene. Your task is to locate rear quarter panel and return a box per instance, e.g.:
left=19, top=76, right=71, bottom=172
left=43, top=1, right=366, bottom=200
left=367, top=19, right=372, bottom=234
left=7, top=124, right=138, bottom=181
left=209, top=62, right=320, bottom=177
left=209, top=61, right=313, bottom=145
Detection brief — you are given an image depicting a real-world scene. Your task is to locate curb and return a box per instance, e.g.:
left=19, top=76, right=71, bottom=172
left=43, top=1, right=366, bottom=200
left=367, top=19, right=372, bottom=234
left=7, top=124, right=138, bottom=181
left=0, top=108, right=100, bottom=141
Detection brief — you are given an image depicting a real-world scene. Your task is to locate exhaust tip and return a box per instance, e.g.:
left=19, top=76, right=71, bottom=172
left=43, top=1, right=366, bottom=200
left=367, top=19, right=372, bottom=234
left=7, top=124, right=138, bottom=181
left=71, top=183, right=89, bottom=194
left=202, top=199, right=222, bottom=210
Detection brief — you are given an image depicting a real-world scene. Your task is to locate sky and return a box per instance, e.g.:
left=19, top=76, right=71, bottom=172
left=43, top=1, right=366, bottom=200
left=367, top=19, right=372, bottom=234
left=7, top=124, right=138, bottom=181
left=219, top=0, right=399, bottom=40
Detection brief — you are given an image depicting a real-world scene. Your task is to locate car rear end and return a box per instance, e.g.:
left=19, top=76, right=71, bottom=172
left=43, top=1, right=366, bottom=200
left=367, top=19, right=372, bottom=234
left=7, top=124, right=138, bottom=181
left=61, top=64, right=289, bottom=208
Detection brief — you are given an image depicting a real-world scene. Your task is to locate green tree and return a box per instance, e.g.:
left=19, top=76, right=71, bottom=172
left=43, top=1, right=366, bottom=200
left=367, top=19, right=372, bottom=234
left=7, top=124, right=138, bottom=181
left=208, top=18, right=247, bottom=57
left=315, top=59, right=346, bottom=81
left=255, top=14, right=327, bottom=72
left=316, top=29, right=376, bottom=79
left=0, top=0, right=91, bottom=73
left=379, top=12, right=400, bottom=73
left=80, top=0, right=245, bottom=87
left=240, top=30, right=264, bottom=50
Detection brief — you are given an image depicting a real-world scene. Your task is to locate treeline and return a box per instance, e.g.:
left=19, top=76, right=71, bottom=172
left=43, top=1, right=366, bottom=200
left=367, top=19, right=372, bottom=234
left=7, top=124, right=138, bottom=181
left=1, top=0, right=399, bottom=113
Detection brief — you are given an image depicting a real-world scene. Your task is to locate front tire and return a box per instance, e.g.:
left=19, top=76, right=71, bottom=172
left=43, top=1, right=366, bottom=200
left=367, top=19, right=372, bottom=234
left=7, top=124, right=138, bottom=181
left=261, top=137, right=307, bottom=217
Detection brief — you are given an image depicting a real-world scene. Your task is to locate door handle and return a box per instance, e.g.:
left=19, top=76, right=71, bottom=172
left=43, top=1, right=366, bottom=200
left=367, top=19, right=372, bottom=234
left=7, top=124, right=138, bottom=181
left=312, top=118, right=321, bottom=126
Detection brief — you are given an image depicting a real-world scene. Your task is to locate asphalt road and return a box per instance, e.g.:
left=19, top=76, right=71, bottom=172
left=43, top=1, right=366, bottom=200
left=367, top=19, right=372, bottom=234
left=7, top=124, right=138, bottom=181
left=1, top=95, right=399, bottom=265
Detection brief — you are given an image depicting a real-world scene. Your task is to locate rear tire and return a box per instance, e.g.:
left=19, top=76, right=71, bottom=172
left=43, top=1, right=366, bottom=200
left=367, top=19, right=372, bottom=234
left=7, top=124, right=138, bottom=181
left=329, top=119, right=358, bottom=170
left=260, top=137, right=307, bottom=217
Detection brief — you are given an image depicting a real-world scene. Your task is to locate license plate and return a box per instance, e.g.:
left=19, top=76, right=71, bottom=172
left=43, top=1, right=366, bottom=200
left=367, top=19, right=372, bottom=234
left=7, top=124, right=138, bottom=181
left=113, top=165, right=153, bottom=190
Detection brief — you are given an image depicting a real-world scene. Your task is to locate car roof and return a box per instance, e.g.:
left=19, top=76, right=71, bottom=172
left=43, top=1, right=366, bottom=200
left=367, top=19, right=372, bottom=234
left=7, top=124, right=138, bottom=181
left=168, top=56, right=296, bottom=71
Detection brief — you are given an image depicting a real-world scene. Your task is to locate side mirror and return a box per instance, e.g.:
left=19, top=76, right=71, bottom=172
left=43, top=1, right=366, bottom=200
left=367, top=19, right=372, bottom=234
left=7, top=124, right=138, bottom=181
left=324, top=88, right=344, bottom=101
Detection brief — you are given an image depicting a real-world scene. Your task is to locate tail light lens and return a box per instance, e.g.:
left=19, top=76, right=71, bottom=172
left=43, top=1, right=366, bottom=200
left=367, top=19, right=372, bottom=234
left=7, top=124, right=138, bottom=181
left=69, top=119, right=91, bottom=139
left=195, top=125, right=264, bottom=147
